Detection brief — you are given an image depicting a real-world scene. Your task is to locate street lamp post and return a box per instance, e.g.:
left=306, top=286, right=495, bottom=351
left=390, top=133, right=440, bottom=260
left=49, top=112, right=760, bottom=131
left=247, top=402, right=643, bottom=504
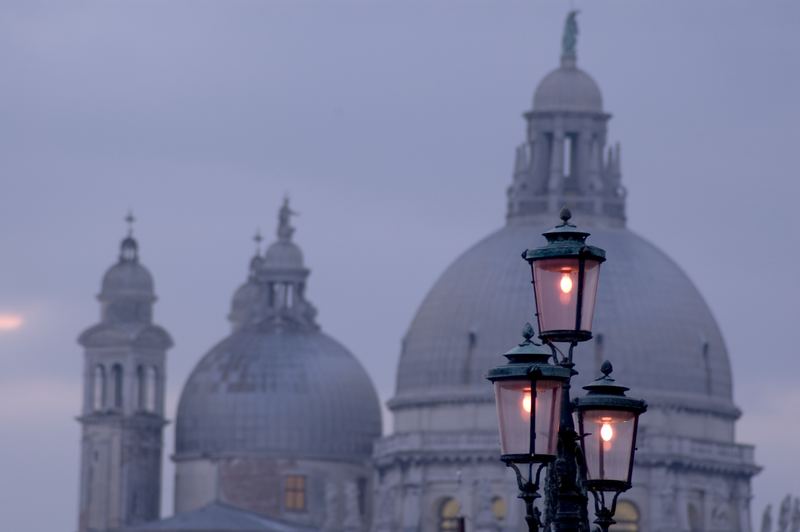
left=487, top=323, right=572, bottom=531
left=574, top=361, right=647, bottom=532
left=487, top=208, right=647, bottom=532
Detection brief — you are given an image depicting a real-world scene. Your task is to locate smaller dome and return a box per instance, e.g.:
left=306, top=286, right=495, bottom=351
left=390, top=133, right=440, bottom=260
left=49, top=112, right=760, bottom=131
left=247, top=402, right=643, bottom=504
left=176, top=328, right=382, bottom=463
left=533, top=63, right=603, bottom=113
left=263, top=241, right=304, bottom=270
left=228, top=280, right=263, bottom=326
left=100, top=260, right=155, bottom=299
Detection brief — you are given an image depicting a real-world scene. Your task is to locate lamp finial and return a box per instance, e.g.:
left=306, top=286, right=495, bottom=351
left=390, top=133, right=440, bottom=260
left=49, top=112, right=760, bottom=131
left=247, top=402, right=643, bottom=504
left=559, top=206, right=573, bottom=225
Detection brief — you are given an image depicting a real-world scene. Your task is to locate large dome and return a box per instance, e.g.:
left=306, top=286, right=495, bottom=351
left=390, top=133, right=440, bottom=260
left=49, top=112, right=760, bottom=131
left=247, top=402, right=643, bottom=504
left=176, top=326, right=382, bottom=463
left=394, top=221, right=735, bottom=408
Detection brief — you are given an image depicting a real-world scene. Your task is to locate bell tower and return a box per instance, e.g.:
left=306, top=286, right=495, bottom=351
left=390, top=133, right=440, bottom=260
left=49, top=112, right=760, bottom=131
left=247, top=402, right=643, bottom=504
left=76, top=215, right=173, bottom=532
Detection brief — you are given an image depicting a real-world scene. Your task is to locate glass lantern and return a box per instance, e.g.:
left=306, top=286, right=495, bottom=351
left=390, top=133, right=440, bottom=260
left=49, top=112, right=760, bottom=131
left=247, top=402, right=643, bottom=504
left=574, top=361, right=647, bottom=493
left=487, top=324, right=571, bottom=463
left=523, top=208, right=606, bottom=343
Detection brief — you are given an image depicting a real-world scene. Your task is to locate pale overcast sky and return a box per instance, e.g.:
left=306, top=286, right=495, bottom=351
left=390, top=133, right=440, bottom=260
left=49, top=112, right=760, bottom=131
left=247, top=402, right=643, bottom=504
left=0, top=1, right=798, bottom=530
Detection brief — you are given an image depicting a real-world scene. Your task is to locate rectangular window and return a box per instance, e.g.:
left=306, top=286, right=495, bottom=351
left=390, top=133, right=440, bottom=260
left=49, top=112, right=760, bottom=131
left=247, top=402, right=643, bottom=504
left=284, top=475, right=306, bottom=512
left=357, top=477, right=367, bottom=516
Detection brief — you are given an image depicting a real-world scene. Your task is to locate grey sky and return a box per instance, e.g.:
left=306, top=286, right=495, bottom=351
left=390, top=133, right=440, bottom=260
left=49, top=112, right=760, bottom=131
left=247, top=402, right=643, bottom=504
left=0, top=1, right=798, bottom=530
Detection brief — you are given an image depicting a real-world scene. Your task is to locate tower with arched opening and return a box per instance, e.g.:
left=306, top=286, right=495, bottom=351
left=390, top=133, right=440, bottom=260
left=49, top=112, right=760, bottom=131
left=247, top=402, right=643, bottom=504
left=77, top=218, right=173, bottom=532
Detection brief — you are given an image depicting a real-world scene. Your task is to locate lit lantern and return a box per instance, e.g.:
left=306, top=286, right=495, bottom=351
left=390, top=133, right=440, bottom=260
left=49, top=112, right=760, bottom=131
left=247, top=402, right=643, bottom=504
left=487, top=324, right=571, bottom=463
left=574, top=361, right=647, bottom=493
left=522, top=208, right=606, bottom=343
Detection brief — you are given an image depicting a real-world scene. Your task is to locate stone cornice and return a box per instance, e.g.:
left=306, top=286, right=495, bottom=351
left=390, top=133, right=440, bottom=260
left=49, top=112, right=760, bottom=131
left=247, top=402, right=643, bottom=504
left=172, top=449, right=371, bottom=467
left=388, top=389, right=493, bottom=410
left=643, top=391, right=742, bottom=420
left=635, top=452, right=761, bottom=477
left=372, top=431, right=760, bottom=478
left=389, top=388, right=742, bottom=420
left=636, top=434, right=759, bottom=477
left=77, top=411, right=169, bottom=429
left=373, top=431, right=501, bottom=468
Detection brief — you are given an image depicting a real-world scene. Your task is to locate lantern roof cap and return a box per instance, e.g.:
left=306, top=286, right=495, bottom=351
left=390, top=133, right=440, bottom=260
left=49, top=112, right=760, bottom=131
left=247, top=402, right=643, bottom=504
left=583, top=361, right=628, bottom=395
left=502, top=322, right=553, bottom=364
left=575, top=361, right=647, bottom=413
left=487, top=323, right=571, bottom=382
left=523, top=208, right=607, bottom=262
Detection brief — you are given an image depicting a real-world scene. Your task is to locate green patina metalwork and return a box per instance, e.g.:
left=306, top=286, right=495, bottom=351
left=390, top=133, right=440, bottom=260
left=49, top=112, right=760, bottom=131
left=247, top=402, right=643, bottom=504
left=562, top=10, right=580, bottom=57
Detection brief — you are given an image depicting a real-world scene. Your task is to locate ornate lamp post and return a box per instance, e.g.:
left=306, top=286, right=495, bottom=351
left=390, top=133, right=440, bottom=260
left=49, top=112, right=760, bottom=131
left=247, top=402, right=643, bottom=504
left=487, top=323, right=571, bottom=531
left=488, top=208, right=647, bottom=532
left=574, top=361, right=647, bottom=532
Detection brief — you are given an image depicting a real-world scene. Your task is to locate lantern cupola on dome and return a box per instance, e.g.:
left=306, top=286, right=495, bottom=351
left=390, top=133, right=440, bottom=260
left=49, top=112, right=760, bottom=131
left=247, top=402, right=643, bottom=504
left=227, top=198, right=318, bottom=331
left=508, top=10, right=625, bottom=227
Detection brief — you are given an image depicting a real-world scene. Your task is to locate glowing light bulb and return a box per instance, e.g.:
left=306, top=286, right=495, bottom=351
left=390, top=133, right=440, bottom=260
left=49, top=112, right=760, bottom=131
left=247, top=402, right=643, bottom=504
left=559, top=273, right=573, bottom=294
left=600, top=423, right=614, bottom=442
left=522, top=391, right=532, bottom=414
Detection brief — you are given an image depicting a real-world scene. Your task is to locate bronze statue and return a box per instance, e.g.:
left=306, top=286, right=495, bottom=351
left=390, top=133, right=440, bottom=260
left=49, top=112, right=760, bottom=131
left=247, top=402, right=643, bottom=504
left=562, top=10, right=580, bottom=57
left=277, top=196, right=298, bottom=241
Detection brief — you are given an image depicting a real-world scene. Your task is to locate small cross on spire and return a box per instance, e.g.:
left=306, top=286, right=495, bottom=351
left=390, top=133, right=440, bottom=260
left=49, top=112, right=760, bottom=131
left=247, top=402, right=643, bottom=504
left=125, top=210, right=136, bottom=236
left=253, top=229, right=263, bottom=255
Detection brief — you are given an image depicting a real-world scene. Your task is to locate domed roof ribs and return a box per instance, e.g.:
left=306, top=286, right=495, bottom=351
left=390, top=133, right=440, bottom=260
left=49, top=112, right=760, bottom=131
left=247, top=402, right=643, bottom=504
left=507, top=11, right=625, bottom=229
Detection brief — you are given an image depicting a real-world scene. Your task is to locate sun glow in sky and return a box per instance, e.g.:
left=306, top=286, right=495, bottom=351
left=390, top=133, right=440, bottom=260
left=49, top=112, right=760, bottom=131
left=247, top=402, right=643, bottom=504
left=0, top=314, right=24, bottom=331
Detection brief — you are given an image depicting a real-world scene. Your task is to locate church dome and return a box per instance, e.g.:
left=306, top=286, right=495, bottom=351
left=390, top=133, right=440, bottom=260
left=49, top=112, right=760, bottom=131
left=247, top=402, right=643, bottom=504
left=176, top=326, right=382, bottom=463
left=394, top=222, right=735, bottom=408
left=228, top=279, right=262, bottom=326
left=533, top=64, right=603, bottom=113
left=176, top=198, right=381, bottom=464
left=99, top=236, right=155, bottom=300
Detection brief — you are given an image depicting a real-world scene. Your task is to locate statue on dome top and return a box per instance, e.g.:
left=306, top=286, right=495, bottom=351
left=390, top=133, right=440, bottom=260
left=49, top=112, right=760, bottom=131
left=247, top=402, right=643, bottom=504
left=562, top=10, right=580, bottom=57
left=277, top=196, right=298, bottom=241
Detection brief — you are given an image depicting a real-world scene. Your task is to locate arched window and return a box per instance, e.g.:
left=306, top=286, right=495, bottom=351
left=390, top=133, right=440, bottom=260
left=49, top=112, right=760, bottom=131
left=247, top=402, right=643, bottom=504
left=286, top=283, right=294, bottom=307
left=273, top=284, right=285, bottom=308
left=92, top=365, right=106, bottom=411
left=610, top=500, right=640, bottom=531
left=491, top=496, right=507, bottom=522
left=438, top=498, right=461, bottom=532
left=111, top=364, right=123, bottom=409
left=145, top=366, right=158, bottom=412
left=563, top=134, right=574, bottom=178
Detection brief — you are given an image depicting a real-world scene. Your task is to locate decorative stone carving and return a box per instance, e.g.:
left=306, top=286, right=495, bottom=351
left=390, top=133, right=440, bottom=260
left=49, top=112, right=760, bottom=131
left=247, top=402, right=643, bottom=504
left=762, top=505, right=773, bottom=532
left=474, top=478, right=498, bottom=532
left=322, top=481, right=339, bottom=532
left=343, top=481, right=364, bottom=532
